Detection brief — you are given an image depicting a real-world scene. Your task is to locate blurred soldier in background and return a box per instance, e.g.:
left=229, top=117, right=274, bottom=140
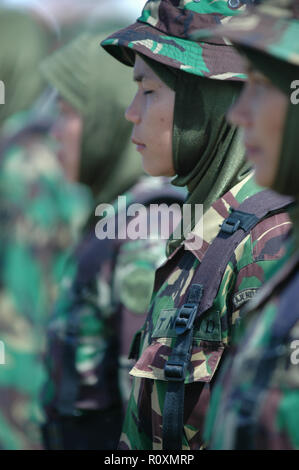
left=39, top=23, right=186, bottom=450
left=0, top=5, right=92, bottom=449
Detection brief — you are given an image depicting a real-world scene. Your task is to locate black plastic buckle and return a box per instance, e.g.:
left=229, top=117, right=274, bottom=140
left=220, top=209, right=260, bottom=235
left=220, top=215, right=241, bottom=234
left=164, top=360, right=186, bottom=382
left=175, top=304, right=198, bottom=335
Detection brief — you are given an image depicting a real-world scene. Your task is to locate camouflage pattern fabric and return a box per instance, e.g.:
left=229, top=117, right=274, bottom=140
left=119, top=173, right=293, bottom=450
left=0, top=111, right=91, bottom=450
left=42, top=176, right=186, bottom=450
left=101, top=0, right=250, bottom=81
left=204, top=250, right=299, bottom=449
left=193, top=0, right=299, bottom=66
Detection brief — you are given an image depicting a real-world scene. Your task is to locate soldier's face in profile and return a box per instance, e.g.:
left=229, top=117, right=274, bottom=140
left=227, top=58, right=288, bottom=189
left=52, top=98, right=83, bottom=182
left=125, top=55, right=175, bottom=177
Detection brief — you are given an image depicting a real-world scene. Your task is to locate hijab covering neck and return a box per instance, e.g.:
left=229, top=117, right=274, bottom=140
left=41, top=30, right=144, bottom=231
left=273, top=93, right=299, bottom=253
left=241, top=47, right=299, bottom=252
left=141, top=55, right=250, bottom=254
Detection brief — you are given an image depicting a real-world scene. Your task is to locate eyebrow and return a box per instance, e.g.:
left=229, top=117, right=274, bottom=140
left=133, top=73, right=146, bottom=82
left=244, top=62, right=266, bottom=78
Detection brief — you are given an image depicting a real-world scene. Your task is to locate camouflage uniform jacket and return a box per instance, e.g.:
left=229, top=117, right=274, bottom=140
left=0, top=112, right=92, bottom=450
left=42, top=176, right=186, bottom=449
left=119, top=173, right=293, bottom=450
left=204, top=246, right=299, bottom=450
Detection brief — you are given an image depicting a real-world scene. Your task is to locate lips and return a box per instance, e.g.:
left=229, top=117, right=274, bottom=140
left=132, top=137, right=146, bottom=152
left=244, top=141, right=261, bottom=159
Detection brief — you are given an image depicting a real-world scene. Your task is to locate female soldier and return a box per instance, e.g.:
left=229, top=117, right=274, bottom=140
left=194, top=0, right=299, bottom=450
left=101, top=0, right=293, bottom=450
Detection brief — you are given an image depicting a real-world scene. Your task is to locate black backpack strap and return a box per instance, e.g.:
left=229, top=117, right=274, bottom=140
left=163, top=285, right=203, bottom=450
left=162, top=190, right=293, bottom=450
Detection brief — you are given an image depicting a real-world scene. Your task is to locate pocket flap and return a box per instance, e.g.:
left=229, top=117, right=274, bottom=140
left=130, top=337, right=225, bottom=384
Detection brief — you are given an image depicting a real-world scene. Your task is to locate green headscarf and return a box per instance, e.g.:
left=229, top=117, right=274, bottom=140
left=0, top=7, right=55, bottom=130
left=40, top=30, right=144, bottom=229
left=141, top=55, right=250, bottom=254
left=240, top=46, right=299, bottom=251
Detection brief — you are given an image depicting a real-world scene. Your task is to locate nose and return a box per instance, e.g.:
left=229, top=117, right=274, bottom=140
left=125, top=93, right=141, bottom=125
left=227, top=86, right=252, bottom=130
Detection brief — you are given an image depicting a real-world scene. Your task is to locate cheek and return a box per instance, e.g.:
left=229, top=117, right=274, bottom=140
left=147, top=102, right=173, bottom=146
left=65, top=119, right=83, bottom=150
left=261, top=95, right=287, bottom=160
left=158, top=114, right=173, bottom=146
left=159, top=100, right=174, bottom=142
left=143, top=104, right=175, bottom=176
left=156, top=112, right=174, bottom=169
left=70, top=118, right=83, bottom=138
left=255, top=93, right=287, bottom=186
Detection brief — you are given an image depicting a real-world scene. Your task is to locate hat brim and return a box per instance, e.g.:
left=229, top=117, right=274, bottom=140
left=192, top=7, right=299, bottom=67
left=101, top=20, right=246, bottom=81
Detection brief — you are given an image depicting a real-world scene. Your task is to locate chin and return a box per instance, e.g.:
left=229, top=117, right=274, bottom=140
left=142, top=163, right=174, bottom=178
left=144, top=168, right=162, bottom=177
left=142, top=161, right=161, bottom=177
left=254, top=169, right=273, bottom=189
left=144, top=167, right=174, bottom=178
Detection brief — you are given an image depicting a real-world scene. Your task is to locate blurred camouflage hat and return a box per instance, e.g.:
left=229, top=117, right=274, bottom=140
left=193, top=0, right=299, bottom=66
left=101, top=0, right=254, bottom=81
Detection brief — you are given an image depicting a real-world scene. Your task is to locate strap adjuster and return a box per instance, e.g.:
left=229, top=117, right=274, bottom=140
left=175, top=304, right=198, bottom=335
left=220, top=216, right=241, bottom=234
left=164, top=360, right=186, bottom=382
left=220, top=209, right=260, bottom=235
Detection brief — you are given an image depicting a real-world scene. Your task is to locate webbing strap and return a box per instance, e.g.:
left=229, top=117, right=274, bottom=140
left=56, top=300, right=82, bottom=416
left=235, top=258, right=299, bottom=450
left=234, top=350, right=282, bottom=450
left=163, top=285, right=203, bottom=450
left=162, top=190, right=293, bottom=450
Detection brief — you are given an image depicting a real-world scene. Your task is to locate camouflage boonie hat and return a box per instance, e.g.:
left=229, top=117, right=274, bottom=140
left=193, top=0, right=299, bottom=66
left=101, top=0, right=253, bottom=81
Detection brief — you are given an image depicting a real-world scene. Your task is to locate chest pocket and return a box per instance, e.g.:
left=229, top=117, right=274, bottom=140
left=152, top=308, right=222, bottom=342
left=129, top=307, right=224, bottom=384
